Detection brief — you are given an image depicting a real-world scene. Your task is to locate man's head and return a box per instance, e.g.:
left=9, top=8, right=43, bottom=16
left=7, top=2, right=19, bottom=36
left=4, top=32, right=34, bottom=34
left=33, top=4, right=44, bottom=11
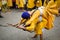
left=21, top=11, right=30, bottom=19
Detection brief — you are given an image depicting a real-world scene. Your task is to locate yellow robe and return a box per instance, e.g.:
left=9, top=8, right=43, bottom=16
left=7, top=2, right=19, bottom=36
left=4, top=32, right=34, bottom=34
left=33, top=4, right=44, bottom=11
left=16, top=0, right=19, bottom=6
left=26, top=18, right=39, bottom=31
left=43, top=0, right=52, bottom=7
left=18, top=0, right=24, bottom=8
left=46, top=1, right=58, bottom=15
left=7, top=0, right=13, bottom=7
left=18, top=1, right=58, bottom=35
left=45, top=1, right=58, bottom=30
left=25, top=1, right=58, bottom=34
left=27, top=0, right=35, bottom=8
left=43, top=0, right=47, bottom=7
left=55, top=0, right=60, bottom=8
left=36, top=0, right=42, bottom=7
left=25, top=10, right=47, bottom=34
left=45, top=10, right=55, bottom=30
left=35, top=18, right=47, bottom=34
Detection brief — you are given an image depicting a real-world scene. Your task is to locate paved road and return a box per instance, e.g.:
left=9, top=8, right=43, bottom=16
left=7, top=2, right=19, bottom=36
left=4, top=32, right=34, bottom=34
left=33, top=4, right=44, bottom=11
left=0, top=10, right=60, bottom=40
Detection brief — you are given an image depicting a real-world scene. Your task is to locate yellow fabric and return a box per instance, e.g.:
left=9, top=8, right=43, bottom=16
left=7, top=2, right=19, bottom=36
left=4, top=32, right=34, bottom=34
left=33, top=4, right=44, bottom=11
left=16, top=0, right=19, bottom=6
left=36, top=0, right=42, bottom=7
left=0, top=1, right=2, bottom=7
left=18, top=0, right=24, bottom=8
left=46, top=1, right=55, bottom=8
left=25, top=10, right=40, bottom=25
left=45, top=11, right=55, bottom=30
left=21, top=19, right=26, bottom=24
left=26, top=18, right=38, bottom=31
left=55, top=0, right=60, bottom=8
left=46, top=1, right=58, bottom=15
left=49, top=4, right=57, bottom=9
left=46, top=0, right=58, bottom=8
left=27, top=0, right=35, bottom=8
left=43, top=0, right=47, bottom=7
left=35, top=18, right=47, bottom=35
left=44, top=1, right=58, bottom=30
left=26, top=18, right=47, bottom=35
left=25, top=10, right=40, bottom=31
left=7, top=0, right=12, bottom=7
left=47, top=9, right=58, bottom=15
left=43, top=0, right=51, bottom=7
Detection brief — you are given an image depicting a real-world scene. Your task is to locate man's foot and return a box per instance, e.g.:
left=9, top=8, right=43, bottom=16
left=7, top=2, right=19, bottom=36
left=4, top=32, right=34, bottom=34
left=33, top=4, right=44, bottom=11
left=32, top=34, right=37, bottom=38
left=56, top=14, right=60, bottom=17
left=0, top=15, right=3, bottom=18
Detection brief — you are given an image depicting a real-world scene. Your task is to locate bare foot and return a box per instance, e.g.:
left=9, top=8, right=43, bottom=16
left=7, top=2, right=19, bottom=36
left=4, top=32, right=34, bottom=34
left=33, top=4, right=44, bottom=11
left=32, top=34, right=37, bottom=38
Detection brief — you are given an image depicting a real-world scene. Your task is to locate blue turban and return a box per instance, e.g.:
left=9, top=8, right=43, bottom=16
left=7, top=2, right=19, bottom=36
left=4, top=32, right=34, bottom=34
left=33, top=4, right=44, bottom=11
left=21, top=11, right=30, bottom=19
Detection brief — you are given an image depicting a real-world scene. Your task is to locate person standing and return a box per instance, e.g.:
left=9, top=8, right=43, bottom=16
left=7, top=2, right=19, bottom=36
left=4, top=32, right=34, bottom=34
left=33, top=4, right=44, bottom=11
left=27, top=0, right=35, bottom=11
left=0, top=0, right=3, bottom=18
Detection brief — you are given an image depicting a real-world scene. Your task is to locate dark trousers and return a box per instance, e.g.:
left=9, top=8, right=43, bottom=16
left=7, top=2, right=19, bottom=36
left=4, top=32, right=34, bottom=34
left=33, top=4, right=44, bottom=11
left=11, top=2, right=16, bottom=9
left=13, top=2, right=16, bottom=8
left=0, top=9, right=1, bottom=15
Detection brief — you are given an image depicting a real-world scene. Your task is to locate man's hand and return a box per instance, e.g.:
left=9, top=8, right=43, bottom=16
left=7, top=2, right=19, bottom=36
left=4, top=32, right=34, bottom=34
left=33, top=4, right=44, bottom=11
left=16, top=25, right=32, bottom=32
left=16, top=25, right=25, bottom=29
left=7, top=23, right=18, bottom=27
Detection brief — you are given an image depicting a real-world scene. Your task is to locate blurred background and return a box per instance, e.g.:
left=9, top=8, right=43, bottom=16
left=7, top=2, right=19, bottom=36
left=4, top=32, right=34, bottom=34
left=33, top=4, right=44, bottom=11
left=0, top=0, right=60, bottom=40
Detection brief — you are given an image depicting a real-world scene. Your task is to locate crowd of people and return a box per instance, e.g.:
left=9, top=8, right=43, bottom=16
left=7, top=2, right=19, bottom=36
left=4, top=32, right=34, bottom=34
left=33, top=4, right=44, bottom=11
left=0, top=0, right=60, bottom=18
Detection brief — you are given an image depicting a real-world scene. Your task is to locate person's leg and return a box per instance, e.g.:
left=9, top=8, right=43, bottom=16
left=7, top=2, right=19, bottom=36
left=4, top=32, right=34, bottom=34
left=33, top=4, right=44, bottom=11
left=0, top=10, right=1, bottom=16
left=40, top=34, right=43, bottom=40
left=32, top=34, right=38, bottom=38
left=7, top=7, right=11, bottom=12
left=0, top=7, right=3, bottom=18
left=13, top=2, right=16, bottom=9
left=56, top=8, right=60, bottom=16
left=24, top=4, right=27, bottom=11
left=32, top=34, right=43, bottom=40
left=0, top=7, right=1, bottom=15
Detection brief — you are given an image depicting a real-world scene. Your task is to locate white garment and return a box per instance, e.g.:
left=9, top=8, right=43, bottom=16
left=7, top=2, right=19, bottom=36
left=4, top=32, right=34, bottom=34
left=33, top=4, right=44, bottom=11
left=38, top=6, right=45, bottom=21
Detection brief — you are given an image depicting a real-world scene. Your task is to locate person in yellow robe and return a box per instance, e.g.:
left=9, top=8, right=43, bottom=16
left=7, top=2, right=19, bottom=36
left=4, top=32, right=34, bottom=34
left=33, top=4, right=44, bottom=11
left=7, top=0, right=13, bottom=7
left=7, top=0, right=13, bottom=12
left=16, top=0, right=19, bottom=6
left=27, top=0, right=35, bottom=10
left=18, top=0, right=24, bottom=9
left=56, top=0, right=60, bottom=8
left=55, top=0, right=60, bottom=16
left=19, top=1, right=58, bottom=39
left=9, top=6, right=47, bottom=40
left=36, top=0, right=42, bottom=8
left=24, top=0, right=58, bottom=31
